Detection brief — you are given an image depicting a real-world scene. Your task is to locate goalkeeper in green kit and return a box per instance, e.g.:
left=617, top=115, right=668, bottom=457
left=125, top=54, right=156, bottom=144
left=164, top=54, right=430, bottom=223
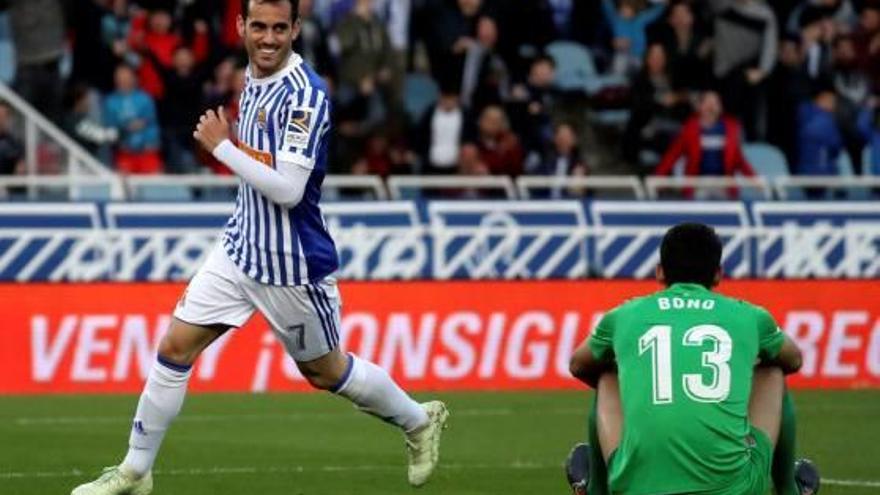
left=566, top=223, right=820, bottom=495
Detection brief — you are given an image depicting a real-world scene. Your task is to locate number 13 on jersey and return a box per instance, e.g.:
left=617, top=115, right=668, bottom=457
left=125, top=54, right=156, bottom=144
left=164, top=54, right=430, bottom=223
left=639, top=324, right=733, bottom=404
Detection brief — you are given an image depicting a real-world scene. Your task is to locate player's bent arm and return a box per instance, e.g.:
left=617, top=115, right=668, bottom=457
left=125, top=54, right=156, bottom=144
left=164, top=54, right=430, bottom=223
left=761, top=334, right=803, bottom=375
left=212, top=139, right=310, bottom=207
left=570, top=340, right=615, bottom=388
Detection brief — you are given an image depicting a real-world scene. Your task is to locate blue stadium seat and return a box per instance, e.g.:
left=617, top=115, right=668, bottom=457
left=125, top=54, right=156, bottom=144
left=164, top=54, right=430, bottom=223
left=837, top=152, right=855, bottom=176
left=837, top=149, right=876, bottom=199
left=136, top=185, right=193, bottom=202
left=743, top=143, right=796, bottom=199
left=546, top=41, right=595, bottom=93
left=743, top=143, right=789, bottom=179
left=545, top=41, right=630, bottom=127
left=403, top=73, right=439, bottom=124
left=0, top=13, right=14, bottom=84
left=545, top=41, right=627, bottom=95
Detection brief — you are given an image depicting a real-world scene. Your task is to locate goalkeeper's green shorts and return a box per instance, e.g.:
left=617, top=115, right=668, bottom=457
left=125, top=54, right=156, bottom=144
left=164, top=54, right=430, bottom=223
left=710, top=426, right=773, bottom=495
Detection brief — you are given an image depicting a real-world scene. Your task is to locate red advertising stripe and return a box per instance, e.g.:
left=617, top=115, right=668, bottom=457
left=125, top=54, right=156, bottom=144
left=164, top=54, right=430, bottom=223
left=1, top=281, right=878, bottom=394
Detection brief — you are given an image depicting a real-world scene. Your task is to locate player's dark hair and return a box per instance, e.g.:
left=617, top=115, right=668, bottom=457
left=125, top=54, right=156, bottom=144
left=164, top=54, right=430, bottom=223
left=241, top=0, right=299, bottom=23
left=660, top=223, right=722, bottom=288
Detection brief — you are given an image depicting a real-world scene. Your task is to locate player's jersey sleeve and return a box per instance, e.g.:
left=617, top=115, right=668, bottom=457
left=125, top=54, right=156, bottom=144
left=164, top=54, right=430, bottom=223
left=276, top=88, right=330, bottom=170
left=588, top=308, right=618, bottom=360
left=755, top=306, right=785, bottom=360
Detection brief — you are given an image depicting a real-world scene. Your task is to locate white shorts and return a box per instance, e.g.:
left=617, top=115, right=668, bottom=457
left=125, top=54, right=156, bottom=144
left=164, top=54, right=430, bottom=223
left=173, top=244, right=341, bottom=362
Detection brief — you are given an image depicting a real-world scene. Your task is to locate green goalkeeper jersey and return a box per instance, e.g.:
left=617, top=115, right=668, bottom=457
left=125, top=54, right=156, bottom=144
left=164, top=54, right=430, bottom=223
left=588, top=283, right=785, bottom=495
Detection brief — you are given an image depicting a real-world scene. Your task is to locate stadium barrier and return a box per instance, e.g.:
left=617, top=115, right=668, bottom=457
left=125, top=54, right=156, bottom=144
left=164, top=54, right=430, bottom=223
left=2, top=280, right=878, bottom=394
left=386, top=175, right=517, bottom=199
left=516, top=175, right=646, bottom=199
left=3, top=172, right=880, bottom=202
left=124, top=174, right=389, bottom=201
left=774, top=176, right=880, bottom=200
left=644, top=176, right=774, bottom=200
left=1, top=201, right=878, bottom=281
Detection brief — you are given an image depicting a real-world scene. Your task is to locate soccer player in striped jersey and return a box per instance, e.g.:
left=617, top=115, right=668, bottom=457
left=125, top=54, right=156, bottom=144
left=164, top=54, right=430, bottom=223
left=71, top=2, right=447, bottom=494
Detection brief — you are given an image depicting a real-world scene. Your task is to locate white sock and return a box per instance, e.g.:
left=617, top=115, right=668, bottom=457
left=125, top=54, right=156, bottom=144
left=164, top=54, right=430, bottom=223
left=121, top=357, right=191, bottom=476
left=333, top=354, right=429, bottom=433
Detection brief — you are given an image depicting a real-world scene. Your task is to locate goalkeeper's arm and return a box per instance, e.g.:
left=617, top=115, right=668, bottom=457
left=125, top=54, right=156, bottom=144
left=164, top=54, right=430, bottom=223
left=761, top=335, right=803, bottom=375
left=570, top=341, right=617, bottom=389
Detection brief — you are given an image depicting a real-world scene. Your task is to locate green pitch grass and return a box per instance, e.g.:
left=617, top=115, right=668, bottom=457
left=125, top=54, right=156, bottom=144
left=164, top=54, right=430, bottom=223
left=0, top=391, right=876, bottom=494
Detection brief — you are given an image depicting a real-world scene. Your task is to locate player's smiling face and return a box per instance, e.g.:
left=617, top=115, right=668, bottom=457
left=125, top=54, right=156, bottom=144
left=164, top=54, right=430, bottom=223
left=238, top=0, right=300, bottom=78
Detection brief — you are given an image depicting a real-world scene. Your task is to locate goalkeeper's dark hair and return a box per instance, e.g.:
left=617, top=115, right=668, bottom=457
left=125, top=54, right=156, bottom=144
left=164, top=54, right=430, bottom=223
left=241, top=0, right=299, bottom=23
left=660, top=223, right=722, bottom=289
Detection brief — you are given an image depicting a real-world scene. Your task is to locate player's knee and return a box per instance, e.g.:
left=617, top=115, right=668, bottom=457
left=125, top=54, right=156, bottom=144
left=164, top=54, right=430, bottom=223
left=297, top=359, right=346, bottom=391
left=157, top=334, right=198, bottom=366
left=307, top=374, right=336, bottom=391
left=300, top=367, right=338, bottom=391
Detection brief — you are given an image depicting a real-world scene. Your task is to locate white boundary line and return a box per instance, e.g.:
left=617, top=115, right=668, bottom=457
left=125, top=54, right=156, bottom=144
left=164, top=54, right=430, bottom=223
left=10, top=407, right=580, bottom=426
left=824, top=478, right=880, bottom=488
left=0, top=464, right=877, bottom=488
left=12, top=402, right=867, bottom=427
left=0, top=463, right=547, bottom=480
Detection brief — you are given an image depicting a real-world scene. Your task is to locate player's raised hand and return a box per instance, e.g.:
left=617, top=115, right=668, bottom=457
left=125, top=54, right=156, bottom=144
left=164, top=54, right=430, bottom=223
left=193, top=106, right=231, bottom=152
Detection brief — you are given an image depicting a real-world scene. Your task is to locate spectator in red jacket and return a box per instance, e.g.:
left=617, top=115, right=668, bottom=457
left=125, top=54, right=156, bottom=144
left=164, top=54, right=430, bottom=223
left=128, top=8, right=210, bottom=100
left=655, top=91, right=755, bottom=194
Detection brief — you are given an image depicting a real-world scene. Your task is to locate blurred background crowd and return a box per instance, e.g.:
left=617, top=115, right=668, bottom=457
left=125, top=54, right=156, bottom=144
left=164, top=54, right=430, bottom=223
left=1, top=0, right=879, bottom=185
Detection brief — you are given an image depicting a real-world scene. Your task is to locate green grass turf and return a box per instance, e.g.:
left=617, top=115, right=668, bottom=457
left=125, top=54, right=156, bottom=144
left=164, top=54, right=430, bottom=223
left=0, top=391, right=876, bottom=494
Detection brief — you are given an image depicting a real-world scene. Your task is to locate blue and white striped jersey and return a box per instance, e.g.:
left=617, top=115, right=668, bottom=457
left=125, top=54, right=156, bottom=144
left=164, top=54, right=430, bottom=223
left=222, top=54, right=338, bottom=286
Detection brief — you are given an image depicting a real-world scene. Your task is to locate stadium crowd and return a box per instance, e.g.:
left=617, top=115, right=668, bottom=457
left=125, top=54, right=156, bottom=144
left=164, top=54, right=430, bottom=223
left=1, top=0, right=879, bottom=183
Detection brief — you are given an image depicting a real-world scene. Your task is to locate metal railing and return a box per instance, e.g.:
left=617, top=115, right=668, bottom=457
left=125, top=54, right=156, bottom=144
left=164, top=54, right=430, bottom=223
left=124, top=174, right=388, bottom=201
left=644, top=176, right=774, bottom=200
left=517, top=175, right=646, bottom=199
left=774, top=176, right=880, bottom=200
left=323, top=175, right=388, bottom=200
left=5, top=173, right=880, bottom=201
left=0, top=175, right=123, bottom=201
left=0, top=81, right=122, bottom=200
left=386, top=175, right=517, bottom=199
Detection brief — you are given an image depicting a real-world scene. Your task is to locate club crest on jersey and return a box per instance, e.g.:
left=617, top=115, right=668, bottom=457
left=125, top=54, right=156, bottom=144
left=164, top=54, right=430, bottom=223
left=257, top=107, right=268, bottom=130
